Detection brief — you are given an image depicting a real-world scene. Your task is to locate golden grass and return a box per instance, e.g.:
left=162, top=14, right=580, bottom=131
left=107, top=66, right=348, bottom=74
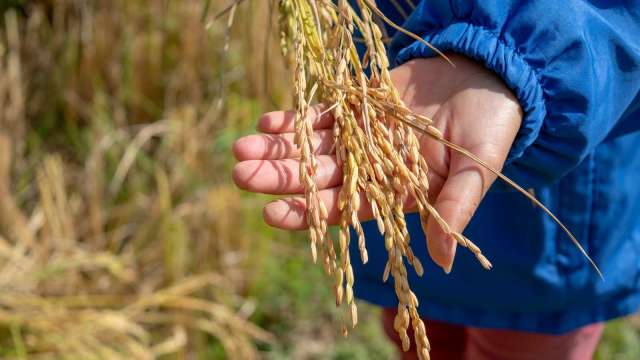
left=0, top=1, right=279, bottom=358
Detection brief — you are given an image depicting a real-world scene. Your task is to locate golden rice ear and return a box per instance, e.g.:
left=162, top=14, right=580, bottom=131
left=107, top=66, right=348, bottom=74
left=280, top=1, right=456, bottom=358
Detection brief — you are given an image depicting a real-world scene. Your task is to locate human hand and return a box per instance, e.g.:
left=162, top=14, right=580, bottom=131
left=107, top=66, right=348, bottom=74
left=232, top=54, right=522, bottom=272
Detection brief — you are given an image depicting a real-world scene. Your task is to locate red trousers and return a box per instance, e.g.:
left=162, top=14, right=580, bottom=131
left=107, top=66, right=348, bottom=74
left=382, top=308, right=603, bottom=360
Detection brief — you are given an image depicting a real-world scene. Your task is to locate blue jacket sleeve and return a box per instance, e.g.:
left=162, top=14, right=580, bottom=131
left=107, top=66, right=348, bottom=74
left=387, top=1, right=640, bottom=187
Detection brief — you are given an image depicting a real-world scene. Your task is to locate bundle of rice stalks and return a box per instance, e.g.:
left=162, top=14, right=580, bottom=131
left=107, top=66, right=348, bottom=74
left=0, top=0, right=276, bottom=358
left=275, top=1, right=600, bottom=358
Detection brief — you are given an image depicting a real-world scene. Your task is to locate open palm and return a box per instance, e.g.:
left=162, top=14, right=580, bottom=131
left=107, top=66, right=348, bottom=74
left=232, top=54, right=522, bottom=272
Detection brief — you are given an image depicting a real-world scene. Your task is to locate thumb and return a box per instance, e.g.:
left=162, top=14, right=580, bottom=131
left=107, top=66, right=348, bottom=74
left=425, top=153, right=498, bottom=273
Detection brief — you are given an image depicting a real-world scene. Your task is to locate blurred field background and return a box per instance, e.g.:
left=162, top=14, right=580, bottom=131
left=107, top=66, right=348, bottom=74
left=0, top=0, right=638, bottom=359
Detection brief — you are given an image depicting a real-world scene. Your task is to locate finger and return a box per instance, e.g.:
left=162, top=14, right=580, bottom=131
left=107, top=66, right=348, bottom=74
left=233, top=129, right=334, bottom=161
left=262, top=182, right=427, bottom=230
left=263, top=187, right=374, bottom=230
left=257, top=105, right=334, bottom=133
left=233, top=155, right=342, bottom=195
left=425, top=152, right=498, bottom=273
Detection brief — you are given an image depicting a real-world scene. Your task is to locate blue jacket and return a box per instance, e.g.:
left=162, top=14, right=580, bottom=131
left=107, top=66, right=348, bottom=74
left=350, top=0, right=640, bottom=333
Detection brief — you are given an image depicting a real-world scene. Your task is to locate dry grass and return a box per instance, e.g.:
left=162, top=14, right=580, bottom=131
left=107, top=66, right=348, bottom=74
left=0, top=0, right=278, bottom=358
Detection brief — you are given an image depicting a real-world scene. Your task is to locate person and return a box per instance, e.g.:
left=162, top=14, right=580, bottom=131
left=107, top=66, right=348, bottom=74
left=232, top=1, right=640, bottom=359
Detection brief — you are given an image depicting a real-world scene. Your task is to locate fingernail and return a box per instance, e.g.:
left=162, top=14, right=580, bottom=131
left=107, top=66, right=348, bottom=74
left=443, top=262, right=453, bottom=274
left=442, top=236, right=457, bottom=274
